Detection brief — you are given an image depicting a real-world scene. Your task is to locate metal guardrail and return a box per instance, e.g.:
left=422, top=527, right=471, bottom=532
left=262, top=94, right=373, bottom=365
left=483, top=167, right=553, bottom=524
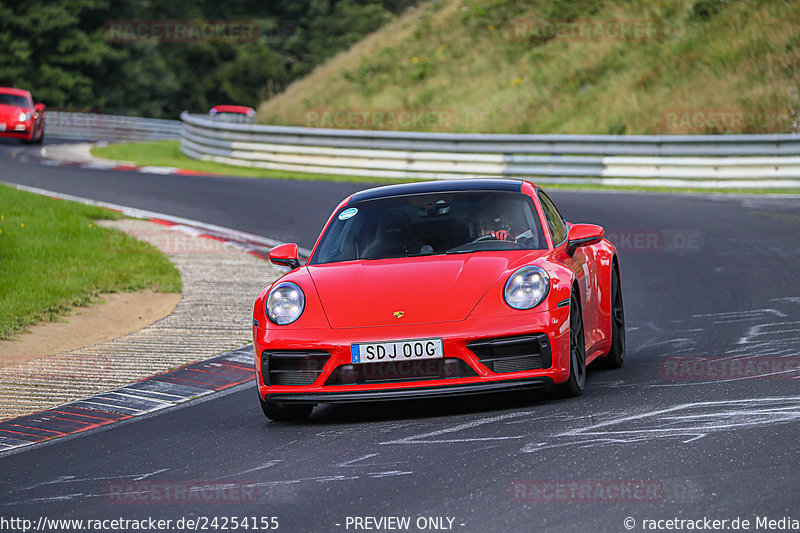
left=47, top=111, right=181, bottom=141
left=180, top=112, right=800, bottom=187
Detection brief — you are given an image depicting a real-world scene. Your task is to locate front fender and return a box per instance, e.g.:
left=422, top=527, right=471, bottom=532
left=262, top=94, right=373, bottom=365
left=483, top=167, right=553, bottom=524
left=253, top=268, right=332, bottom=331
left=468, top=255, right=574, bottom=319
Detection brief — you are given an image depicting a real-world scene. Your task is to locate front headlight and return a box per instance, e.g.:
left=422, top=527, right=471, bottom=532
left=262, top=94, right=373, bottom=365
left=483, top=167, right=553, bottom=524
left=18, top=112, right=31, bottom=122
left=504, top=266, right=550, bottom=310
left=266, top=282, right=305, bottom=324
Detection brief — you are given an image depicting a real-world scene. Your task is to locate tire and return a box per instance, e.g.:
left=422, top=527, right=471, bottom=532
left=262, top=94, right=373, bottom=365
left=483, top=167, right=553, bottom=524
left=35, top=129, right=44, bottom=145
left=259, top=394, right=313, bottom=421
left=558, top=290, right=586, bottom=397
left=596, top=264, right=625, bottom=369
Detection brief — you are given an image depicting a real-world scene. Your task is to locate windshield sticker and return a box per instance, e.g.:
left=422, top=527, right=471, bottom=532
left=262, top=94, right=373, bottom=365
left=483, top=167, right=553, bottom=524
left=338, top=207, right=358, bottom=220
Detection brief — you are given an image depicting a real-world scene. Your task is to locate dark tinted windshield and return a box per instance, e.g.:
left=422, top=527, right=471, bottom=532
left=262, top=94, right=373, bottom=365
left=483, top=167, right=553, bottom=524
left=310, top=191, right=547, bottom=265
left=0, top=93, right=31, bottom=108
left=208, top=111, right=253, bottom=123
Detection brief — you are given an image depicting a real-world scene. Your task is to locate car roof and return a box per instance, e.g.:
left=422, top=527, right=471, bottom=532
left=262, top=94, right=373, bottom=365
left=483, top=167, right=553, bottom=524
left=349, top=179, right=524, bottom=203
left=209, top=105, right=255, bottom=115
left=0, top=87, right=32, bottom=98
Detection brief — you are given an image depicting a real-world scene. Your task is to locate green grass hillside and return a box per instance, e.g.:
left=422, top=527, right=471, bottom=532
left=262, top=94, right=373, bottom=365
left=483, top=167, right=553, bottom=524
left=0, top=185, right=181, bottom=339
left=258, top=0, right=799, bottom=134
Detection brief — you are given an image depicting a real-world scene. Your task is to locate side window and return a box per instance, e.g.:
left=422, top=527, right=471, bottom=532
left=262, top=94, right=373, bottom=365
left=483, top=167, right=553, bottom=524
left=537, top=191, right=568, bottom=246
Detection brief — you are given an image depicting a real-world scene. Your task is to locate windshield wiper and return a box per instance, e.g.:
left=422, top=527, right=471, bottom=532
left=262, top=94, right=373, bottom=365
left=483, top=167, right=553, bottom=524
left=445, top=249, right=475, bottom=255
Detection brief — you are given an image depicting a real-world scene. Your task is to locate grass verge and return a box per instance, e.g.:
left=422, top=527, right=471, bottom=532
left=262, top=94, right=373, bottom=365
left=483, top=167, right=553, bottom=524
left=93, top=140, right=800, bottom=195
left=91, top=141, right=398, bottom=184
left=0, top=184, right=181, bottom=339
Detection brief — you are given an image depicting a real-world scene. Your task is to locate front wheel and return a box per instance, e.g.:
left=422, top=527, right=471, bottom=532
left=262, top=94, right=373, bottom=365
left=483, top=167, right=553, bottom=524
left=259, top=394, right=313, bottom=421
left=558, top=290, right=586, bottom=397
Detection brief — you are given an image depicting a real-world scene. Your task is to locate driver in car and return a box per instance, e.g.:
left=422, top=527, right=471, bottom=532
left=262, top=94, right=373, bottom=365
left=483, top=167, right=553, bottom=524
left=470, top=200, right=540, bottom=248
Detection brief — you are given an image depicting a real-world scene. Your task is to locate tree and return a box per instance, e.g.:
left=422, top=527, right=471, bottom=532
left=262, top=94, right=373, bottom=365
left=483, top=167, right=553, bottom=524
left=0, top=0, right=419, bottom=116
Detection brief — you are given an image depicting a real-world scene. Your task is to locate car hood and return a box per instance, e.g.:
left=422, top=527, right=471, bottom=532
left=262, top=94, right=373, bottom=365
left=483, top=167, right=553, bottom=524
left=0, top=104, right=30, bottom=121
left=306, top=251, right=546, bottom=328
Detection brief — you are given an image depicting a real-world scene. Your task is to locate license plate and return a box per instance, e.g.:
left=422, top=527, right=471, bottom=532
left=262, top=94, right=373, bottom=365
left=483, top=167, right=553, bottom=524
left=0, top=124, right=5, bottom=131
left=351, top=338, right=443, bottom=364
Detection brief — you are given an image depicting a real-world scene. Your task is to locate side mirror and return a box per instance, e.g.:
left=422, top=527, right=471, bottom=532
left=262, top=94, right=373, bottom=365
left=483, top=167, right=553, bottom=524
left=35, top=103, right=46, bottom=113
left=566, top=224, right=604, bottom=256
left=268, top=243, right=301, bottom=269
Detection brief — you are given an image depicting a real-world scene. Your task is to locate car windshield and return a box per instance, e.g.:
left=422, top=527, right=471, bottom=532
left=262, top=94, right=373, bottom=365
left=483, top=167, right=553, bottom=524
left=209, top=111, right=252, bottom=123
left=0, top=93, right=30, bottom=107
left=310, top=190, right=547, bottom=265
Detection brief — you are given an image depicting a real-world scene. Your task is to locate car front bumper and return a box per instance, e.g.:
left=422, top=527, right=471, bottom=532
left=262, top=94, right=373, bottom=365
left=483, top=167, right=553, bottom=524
left=0, top=121, right=35, bottom=139
left=265, top=377, right=555, bottom=406
left=254, top=307, right=571, bottom=405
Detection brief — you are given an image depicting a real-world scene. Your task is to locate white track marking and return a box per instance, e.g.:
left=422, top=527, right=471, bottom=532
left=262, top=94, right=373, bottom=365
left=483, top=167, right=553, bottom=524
left=337, top=454, right=380, bottom=467
left=220, top=460, right=283, bottom=478
left=379, top=411, right=533, bottom=445
left=521, top=396, right=800, bottom=452
left=693, top=309, right=788, bottom=319
left=17, top=469, right=170, bottom=492
left=134, top=468, right=170, bottom=480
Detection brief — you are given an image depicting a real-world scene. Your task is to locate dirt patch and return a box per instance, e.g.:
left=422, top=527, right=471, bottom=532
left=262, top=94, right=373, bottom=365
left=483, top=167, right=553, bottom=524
left=0, top=290, right=181, bottom=368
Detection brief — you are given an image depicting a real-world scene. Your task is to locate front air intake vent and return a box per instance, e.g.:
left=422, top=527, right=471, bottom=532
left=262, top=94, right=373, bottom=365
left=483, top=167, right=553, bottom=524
left=467, top=334, right=551, bottom=373
left=261, top=351, right=330, bottom=386
left=325, top=358, right=477, bottom=386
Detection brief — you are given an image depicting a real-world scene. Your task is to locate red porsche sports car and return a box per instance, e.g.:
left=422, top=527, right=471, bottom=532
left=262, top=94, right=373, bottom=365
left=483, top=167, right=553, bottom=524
left=253, top=179, right=625, bottom=420
left=208, top=105, right=256, bottom=123
left=0, top=87, right=45, bottom=144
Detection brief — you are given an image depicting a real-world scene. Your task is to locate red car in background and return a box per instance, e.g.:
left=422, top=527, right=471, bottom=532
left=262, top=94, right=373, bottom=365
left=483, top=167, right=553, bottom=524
left=0, top=87, right=45, bottom=144
left=253, top=179, right=625, bottom=420
left=208, top=105, right=256, bottom=123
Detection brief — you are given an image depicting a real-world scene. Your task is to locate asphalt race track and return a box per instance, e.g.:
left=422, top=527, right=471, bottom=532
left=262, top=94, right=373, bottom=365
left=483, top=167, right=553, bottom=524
left=1, top=139, right=799, bottom=532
